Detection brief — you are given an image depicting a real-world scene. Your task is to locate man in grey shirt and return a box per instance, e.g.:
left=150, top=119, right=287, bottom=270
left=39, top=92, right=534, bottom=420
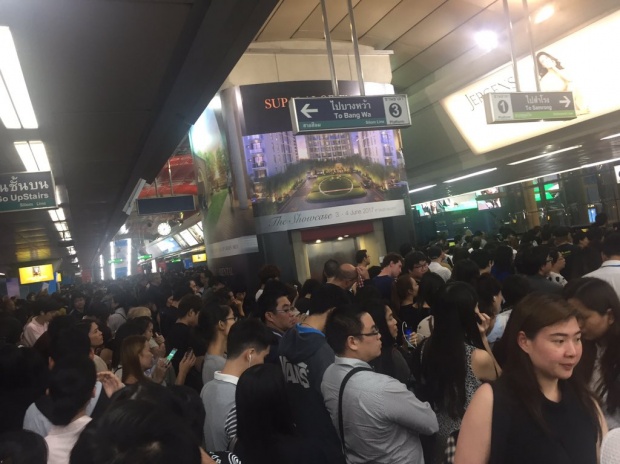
left=201, top=319, right=272, bottom=451
left=321, top=308, right=438, bottom=464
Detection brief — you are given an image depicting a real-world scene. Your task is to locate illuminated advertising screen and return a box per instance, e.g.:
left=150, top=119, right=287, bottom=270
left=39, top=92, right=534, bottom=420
left=415, top=192, right=478, bottom=216
left=192, top=253, right=207, bottom=263
left=441, top=10, right=620, bottom=154
left=19, top=264, right=54, bottom=284
left=476, top=188, right=502, bottom=210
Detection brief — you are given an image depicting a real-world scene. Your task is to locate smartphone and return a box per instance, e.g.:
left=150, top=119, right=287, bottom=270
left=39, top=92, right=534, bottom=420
left=165, top=348, right=177, bottom=365
left=402, top=322, right=415, bottom=349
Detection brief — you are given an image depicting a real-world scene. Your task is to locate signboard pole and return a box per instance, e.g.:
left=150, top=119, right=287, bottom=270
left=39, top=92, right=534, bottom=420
left=319, top=0, right=339, bottom=96
left=346, top=0, right=365, bottom=96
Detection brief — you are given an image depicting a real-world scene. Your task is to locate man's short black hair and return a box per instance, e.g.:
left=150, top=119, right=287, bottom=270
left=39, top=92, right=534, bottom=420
left=177, top=294, right=202, bottom=318
left=470, top=249, right=492, bottom=270
left=256, top=280, right=290, bottom=322
left=50, top=327, right=90, bottom=363
left=427, top=246, right=442, bottom=260
left=226, top=318, right=273, bottom=359
left=34, top=297, right=61, bottom=315
left=603, top=233, right=620, bottom=257
left=404, top=251, right=427, bottom=272
left=325, top=306, right=365, bottom=356
left=519, top=245, right=551, bottom=276
left=380, top=253, right=403, bottom=269
left=553, top=226, right=570, bottom=238
left=355, top=249, right=368, bottom=265
left=323, top=259, right=339, bottom=280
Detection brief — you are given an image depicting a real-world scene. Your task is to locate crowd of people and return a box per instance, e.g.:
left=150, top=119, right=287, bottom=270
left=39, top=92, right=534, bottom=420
left=2, top=218, right=620, bottom=463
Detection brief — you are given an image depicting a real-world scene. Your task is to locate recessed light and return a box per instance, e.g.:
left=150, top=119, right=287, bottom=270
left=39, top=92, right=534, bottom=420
left=474, top=31, right=498, bottom=51
left=533, top=4, right=555, bottom=24
left=315, top=239, right=322, bottom=244
left=337, top=236, right=343, bottom=241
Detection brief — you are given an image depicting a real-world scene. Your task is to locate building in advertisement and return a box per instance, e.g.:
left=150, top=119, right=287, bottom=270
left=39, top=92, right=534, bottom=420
left=244, top=132, right=298, bottom=181
left=354, top=130, right=396, bottom=167
left=305, top=133, right=354, bottom=161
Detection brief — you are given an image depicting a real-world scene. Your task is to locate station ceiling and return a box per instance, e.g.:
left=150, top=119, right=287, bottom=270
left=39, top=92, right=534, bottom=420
left=0, top=0, right=618, bottom=274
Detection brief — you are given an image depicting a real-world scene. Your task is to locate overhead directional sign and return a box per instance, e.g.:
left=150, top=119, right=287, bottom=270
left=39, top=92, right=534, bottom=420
left=290, top=94, right=411, bottom=134
left=0, top=171, right=56, bottom=213
left=484, top=92, right=577, bottom=124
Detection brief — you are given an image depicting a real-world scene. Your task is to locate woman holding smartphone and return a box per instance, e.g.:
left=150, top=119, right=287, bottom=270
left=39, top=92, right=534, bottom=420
left=116, top=335, right=195, bottom=386
left=455, top=293, right=605, bottom=464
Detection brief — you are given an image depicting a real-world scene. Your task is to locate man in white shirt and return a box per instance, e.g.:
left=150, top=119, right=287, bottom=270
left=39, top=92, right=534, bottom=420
left=201, top=319, right=272, bottom=450
left=585, top=233, right=620, bottom=298
left=321, top=308, right=438, bottom=464
left=22, top=298, right=61, bottom=347
left=427, top=246, right=451, bottom=282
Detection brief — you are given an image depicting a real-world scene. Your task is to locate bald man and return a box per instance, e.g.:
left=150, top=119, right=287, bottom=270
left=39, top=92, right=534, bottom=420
left=325, top=263, right=357, bottom=303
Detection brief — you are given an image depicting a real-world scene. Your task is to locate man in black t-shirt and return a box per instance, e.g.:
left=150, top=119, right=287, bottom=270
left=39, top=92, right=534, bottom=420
left=554, top=226, right=580, bottom=280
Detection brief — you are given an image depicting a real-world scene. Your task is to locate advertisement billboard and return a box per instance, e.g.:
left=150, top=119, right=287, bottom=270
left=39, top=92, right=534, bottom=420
left=19, top=264, right=54, bottom=284
left=441, top=10, right=620, bottom=154
left=237, top=81, right=408, bottom=235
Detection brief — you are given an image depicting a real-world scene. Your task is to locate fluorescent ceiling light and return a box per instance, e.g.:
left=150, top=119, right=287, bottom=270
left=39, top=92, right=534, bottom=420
left=474, top=31, right=498, bottom=51
left=29, top=142, right=50, bottom=171
left=60, top=231, right=72, bottom=241
left=580, top=157, right=620, bottom=169
left=0, top=74, right=20, bottom=128
left=14, top=142, right=37, bottom=171
left=0, top=27, right=38, bottom=128
left=55, top=222, right=68, bottom=232
left=14, top=141, right=51, bottom=172
left=601, top=132, right=620, bottom=141
left=534, top=5, right=555, bottom=24
left=444, top=168, right=497, bottom=183
left=409, top=184, right=437, bottom=193
left=507, top=145, right=582, bottom=166
left=47, top=208, right=65, bottom=223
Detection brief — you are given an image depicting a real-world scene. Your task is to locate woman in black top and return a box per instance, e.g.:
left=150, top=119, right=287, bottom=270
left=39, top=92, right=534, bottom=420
left=455, top=292, right=606, bottom=464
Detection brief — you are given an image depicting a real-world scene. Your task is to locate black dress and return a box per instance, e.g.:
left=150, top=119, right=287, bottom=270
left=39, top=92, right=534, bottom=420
left=490, top=379, right=598, bottom=464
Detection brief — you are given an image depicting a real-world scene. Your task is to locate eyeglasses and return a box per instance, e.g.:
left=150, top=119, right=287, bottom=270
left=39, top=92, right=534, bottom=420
left=352, top=329, right=380, bottom=338
left=413, top=263, right=429, bottom=269
left=226, top=316, right=238, bottom=322
left=274, top=308, right=293, bottom=314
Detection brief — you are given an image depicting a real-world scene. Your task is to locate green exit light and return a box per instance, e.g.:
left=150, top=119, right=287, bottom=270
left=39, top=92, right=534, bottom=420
left=138, top=254, right=152, bottom=260
left=108, top=258, right=124, bottom=264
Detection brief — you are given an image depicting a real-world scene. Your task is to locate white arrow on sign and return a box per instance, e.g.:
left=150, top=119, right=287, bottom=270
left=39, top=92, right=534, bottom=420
left=560, top=96, right=571, bottom=108
left=301, top=103, right=318, bottom=118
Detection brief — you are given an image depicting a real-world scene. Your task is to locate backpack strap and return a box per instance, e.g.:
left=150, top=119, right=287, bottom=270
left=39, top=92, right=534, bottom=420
left=338, top=366, right=372, bottom=457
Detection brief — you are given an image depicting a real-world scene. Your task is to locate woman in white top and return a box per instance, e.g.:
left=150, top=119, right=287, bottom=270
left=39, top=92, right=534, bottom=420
left=44, top=356, right=96, bottom=464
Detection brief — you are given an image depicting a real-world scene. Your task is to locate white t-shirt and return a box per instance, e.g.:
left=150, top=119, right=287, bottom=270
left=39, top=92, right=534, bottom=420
left=45, top=416, right=92, bottom=464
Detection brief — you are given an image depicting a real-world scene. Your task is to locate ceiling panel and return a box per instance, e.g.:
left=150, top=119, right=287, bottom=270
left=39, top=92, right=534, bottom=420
left=359, top=0, right=447, bottom=50
left=291, top=0, right=363, bottom=40
left=331, top=0, right=402, bottom=41
left=256, top=0, right=318, bottom=41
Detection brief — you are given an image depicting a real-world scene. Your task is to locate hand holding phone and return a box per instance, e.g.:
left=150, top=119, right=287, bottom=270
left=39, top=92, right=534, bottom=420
left=164, top=348, right=178, bottom=366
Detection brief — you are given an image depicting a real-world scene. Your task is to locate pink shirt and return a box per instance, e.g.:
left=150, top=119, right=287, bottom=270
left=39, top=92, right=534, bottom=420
left=22, top=319, right=48, bottom=347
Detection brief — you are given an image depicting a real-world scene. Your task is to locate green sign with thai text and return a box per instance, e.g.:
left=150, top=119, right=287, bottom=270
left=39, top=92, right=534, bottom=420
left=0, top=171, right=56, bottom=213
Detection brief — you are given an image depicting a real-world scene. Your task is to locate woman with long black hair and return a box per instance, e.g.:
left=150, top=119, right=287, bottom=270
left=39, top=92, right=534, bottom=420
left=455, top=293, right=605, bottom=464
left=420, top=282, right=500, bottom=461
